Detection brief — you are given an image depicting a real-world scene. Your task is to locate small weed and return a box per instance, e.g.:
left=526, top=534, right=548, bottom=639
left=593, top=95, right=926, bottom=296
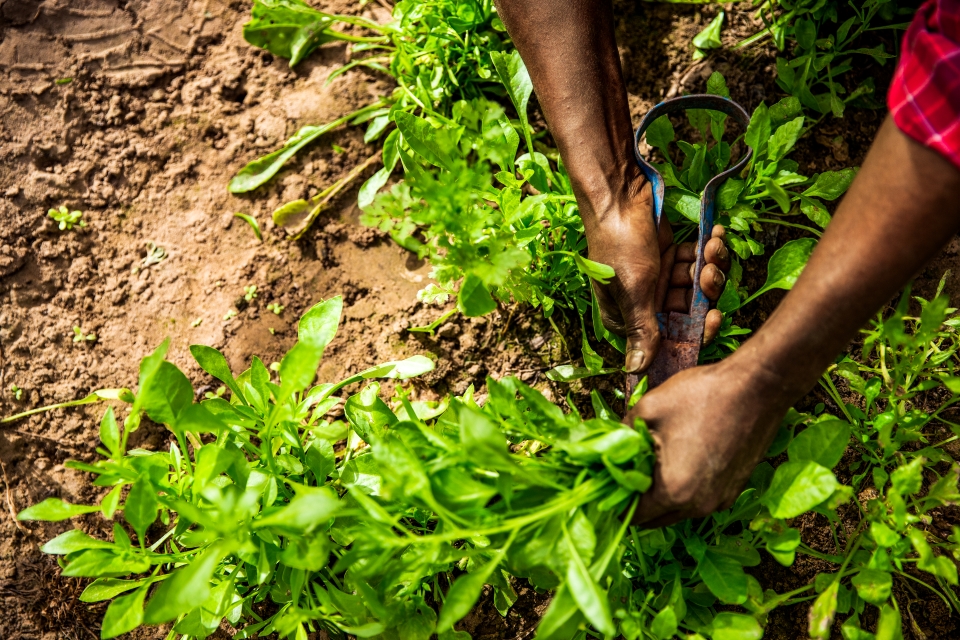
left=191, top=318, right=203, bottom=327
left=267, top=302, right=284, bottom=315
left=54, top=78, right=73, bottom=85
left=223, top=309, right=237, bottom=321
left=47, top=205, right=85, bottom=231
left=203, top=386, right=226, bottom=400
left=268, top=327, right=276, bottom=335
left=141, top=242, right=166, bottom=268
left=9, top=385, right=22, bottom=401
left=244, top=285, right=258, bottom=302
left=72, top=327, right=96, bottom=343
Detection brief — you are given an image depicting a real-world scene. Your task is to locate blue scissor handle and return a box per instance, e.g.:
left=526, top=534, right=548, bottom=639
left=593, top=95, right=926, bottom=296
left=630, top=95, right=752, bottom=387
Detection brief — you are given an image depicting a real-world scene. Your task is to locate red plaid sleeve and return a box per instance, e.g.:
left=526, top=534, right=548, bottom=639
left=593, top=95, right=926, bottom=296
left=888, top=0, right=960, bottom=172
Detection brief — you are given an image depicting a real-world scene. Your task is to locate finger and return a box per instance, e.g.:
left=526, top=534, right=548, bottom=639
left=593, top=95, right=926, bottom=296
left=623, top=294, right=661, bottom=374
left=655, top=244, right=676, bottom=311
left=664, top=288, right=691, bottom=313
left=675, top=242, right=697, bottom=263
left=704, top=236, right=731, bottom=272
left=711, top=224, right=726, bottom=240
left=669, top=262, right=694, bottom=287
left=703, top=309, right=723, bottom=345
left=700, top=263, right=726, bottom=300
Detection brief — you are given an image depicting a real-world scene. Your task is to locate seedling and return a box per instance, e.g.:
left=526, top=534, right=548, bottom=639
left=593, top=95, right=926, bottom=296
left=331, top=143, right=346, bottom=154
left=9, top=385, right=22, bottom=401
left=203, top=385, right=225, bottom=400
left=267, top=302, right=284, bottom=315
left=243, top=285, right=258, bottom=302
left=47, top=205, right=85, bottom=230
left=141, top=242, right=166, bottom=268
left=72, top=326, right=96, bottom=343
left=191, top=318, right=203, bottom=327
left=223, top=309, right=237, bottom=321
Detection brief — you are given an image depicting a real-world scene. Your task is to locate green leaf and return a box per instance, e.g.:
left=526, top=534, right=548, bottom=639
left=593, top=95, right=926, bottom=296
left=19, top=497, right=100, bottom=521
left=698, top=549, right=748, bottom=604
left=41, top=529, right=115, bottom=554
left=692, top=11, right=724, bottom=50
left=359, top=355, right=435, bottom=380
left=763, top=460, right=839, bottom=519
left=876, top=604, right=902, bottom=640
left=144, top=544, right=227, bottom=623
left=395, top=111, right=457, bottom=171
left=808, top=580, right=838, bottom=639
left=359, top=129, right=400, bottom=208
left=80, top=578, right=150, bottom=603
left=298, top=296, right=343, bottom=352
left=645, top=115, right=675, bottom=158
left=711, top=612, right=763, bottom=640
left=762, top=177, right=792, bottom=213
left=788, top=419, right=851, bottom=469
left=490, top=50, right=534, bottom=151
left=752, top=238, right=817, bottom=299
left=545, top=365, right=619, bottom=382
left=101, top=584, right=148, bottom=639
left=745, top=103, right=771, bottom=156
left=437, top=561, right=499, bottom=632
left=852, top=569, right=892, bottom=605
left=279, top=342, right=323, bottom=397
left=802, top=169, right=858, bottom=201
left=767, top=116, right=805, bottom=162
left=458, top=273, right=498, bottom=317
left=573, top=254, right=615, bottom=285
left=229, top=117, right=353, bottom=193
left=124, top=479, right=158, bottom=544
left=233, top=212, right=263, bottom=242
left=256, top=484, right=340, bottom=533
left=651, top=606, right=678, bottom=639
left=243, top=0, right=340, bottom=65
left=190, top=345, right=244, bottom=404
left=706, top=71, right=730, bottom=98
left=138, top=361, right=193, bottom=427
left=99, top=406, right=120, bottom=455
left=563, top=524, right=614, bottom=636
left=800, top=196, right=831, bottom=228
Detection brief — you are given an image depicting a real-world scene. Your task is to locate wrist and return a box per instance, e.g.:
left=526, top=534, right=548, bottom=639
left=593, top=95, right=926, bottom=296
left=574, top=161, right=647, bottom=233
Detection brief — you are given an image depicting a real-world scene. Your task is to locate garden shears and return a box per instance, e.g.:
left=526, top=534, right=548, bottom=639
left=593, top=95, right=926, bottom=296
left=625, top=94, right=752, bottom=395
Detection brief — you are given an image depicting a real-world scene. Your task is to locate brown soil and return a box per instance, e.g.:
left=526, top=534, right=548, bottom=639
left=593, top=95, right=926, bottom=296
left=0, top=1, right=956, bottom=639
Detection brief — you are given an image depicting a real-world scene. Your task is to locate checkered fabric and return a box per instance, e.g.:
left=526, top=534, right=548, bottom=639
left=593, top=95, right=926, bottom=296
left=888, top=0, right=960, bottom=172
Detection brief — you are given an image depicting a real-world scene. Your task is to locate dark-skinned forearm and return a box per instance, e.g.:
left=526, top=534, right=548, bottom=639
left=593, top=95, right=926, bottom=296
left=493, top=0, right=638, bottom=230
left=737, top=118, right=960, bottom=406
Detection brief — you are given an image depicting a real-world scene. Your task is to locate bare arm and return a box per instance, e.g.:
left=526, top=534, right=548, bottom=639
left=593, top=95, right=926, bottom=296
left=631, top=118, right=960, bottom=526
left=494, top=0, right=729, bottom=372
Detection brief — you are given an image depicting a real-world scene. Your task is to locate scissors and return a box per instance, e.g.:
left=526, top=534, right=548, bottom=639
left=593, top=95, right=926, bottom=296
left=624, top=94, right=752, bottom=395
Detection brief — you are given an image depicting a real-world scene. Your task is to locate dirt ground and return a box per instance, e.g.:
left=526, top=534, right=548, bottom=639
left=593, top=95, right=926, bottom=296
left=0, top=0, right=956, bottom=639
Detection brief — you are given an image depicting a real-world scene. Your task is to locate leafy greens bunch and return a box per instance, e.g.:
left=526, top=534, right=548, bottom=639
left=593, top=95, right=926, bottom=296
left=18, top=296, right=659, bottom=640
left=734, top=0, right=911, bottom=119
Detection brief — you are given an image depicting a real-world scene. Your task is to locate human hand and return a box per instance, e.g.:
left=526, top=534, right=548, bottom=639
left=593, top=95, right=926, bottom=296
left=586, top=172, right=731, bottom=373
left=624, top=354, right=791, bottom=528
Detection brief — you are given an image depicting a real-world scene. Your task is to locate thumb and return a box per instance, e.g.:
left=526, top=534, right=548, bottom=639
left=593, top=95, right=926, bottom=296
left=622, top=292, right=661, bottom=374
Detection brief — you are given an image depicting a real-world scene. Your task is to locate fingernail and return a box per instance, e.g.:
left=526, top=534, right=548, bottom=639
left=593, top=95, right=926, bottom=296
left=625, top=349, right=646, bottom=373
left=714, top=270, right=726, bottom=287
left=718, top=244, right=729, bottom=260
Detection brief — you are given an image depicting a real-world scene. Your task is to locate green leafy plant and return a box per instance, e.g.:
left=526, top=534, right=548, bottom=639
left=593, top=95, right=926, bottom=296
left=10, top=384, right=23, bottom=401
left=736, top=0, right=912, bottom=119
left=48, top=205, right=86, bottom=231
left=17, top=296, right=657, bottom=639
left=19, top=285, right=960, bottom=639
left=244, top=286, right=258, bottom=303
left=73, top=326, right=97, bottom=343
